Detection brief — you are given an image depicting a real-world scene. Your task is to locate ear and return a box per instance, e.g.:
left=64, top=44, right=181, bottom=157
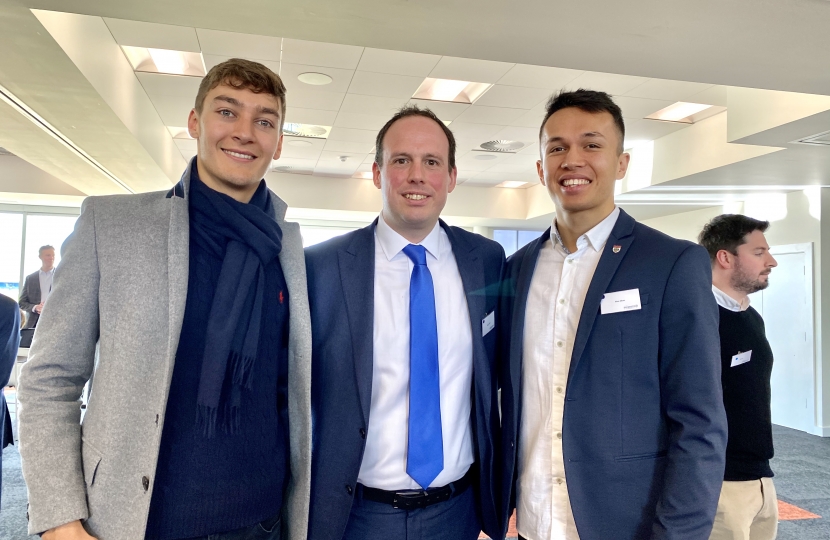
left=447, top=167, right=458, bottom=194
left=715, top=249, right=733, bottom=270
left=187, top=108, right=200, bottom=140
left=536, top=159, right=546, bottom=186
left=372, top=161, right=382, bottom=190
left=616, top=152, right=631, bottom=179
left=272, top=132, right=284, bottom=161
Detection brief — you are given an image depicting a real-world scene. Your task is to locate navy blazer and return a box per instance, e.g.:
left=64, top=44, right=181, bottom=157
left=1, top=294, right=21, bottom=507
left=305, top=220, right=505, bottom=540
left=499, top=210, right=727, bottom=540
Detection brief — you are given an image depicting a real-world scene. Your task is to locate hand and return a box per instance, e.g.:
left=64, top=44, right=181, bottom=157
left=34, top=303, right=44, bottom=314
left=42, top=520, right=97, bottom=540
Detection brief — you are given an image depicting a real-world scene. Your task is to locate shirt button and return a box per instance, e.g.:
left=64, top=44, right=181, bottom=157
left=556, top=478, right=564, bottom=485
left=556, top=386, right=564, bottom=394
left=559, top=298, right=566, bottom=305
left=556, top=432, right=562, bottom=440
left=567, top=259, right=574, bottom=264
left=346, top=484, right=353, bottom=495
left=556, top=341, right=564, bottom=348
left=142, top=476, right=150, bottom=492
left=359, top=428, right=367, bottom=439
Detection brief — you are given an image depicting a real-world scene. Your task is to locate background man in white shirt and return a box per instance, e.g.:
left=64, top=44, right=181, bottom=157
left=18, top=245, right=55, bottom=329
left=305, top=106, right=505, bottom=540
left=699, top=214, right=779, bottom=540
left=499, top=89, right=727, bottom=540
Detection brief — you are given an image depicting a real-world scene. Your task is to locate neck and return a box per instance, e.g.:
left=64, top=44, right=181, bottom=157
left=41, top=266, right=52, bottom=272
left=195, top=158, right=258, bottom=203
left=713, top=274, right=747, bottom=305
left=382, top=211, right=436, bottom=244
left=555, top=204, right=615, bottom=252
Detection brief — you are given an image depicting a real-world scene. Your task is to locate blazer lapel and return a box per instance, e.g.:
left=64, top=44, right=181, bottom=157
left=338, top=223, right=376, bottom=424
left=568, top=210, right=636, bottom=381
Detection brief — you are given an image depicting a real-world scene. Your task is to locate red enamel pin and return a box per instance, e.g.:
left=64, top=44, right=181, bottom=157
left=612, top=245, right=622, bottom=254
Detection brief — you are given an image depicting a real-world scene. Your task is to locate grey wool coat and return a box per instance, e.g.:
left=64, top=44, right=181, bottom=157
left=18, top=162, right=312, bottom=540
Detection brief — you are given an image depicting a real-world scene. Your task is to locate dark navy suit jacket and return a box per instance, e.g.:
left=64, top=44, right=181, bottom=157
left=305, top=220, right=505, bottom=540
left=1, top=294, right=21, bottom=506
left=499, top=209, right=727, bottom=540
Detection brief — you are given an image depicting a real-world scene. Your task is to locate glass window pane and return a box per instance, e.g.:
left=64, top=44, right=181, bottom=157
left=493, top=230, right=518, bottom=257
left=518, top=230, right=541, bottom=250
left=300, top=226, right=356, bottom=247
left=0, top=213, right=23, bottom=300
left=22, top=214, right=79, bottom=276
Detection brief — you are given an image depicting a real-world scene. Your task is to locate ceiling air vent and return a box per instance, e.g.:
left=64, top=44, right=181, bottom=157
left=479, top=140, right=525, bottom=153
left=283, top=123, right=330, bottom=139
left=793, top=130, right=830, bottom=147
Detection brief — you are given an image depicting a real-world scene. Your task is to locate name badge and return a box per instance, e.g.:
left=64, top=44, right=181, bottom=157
left=482, top=311, right=495, bottom=336
left=600, top=288, right=642, bottom=315
left=731, top=350, right=752, bottom=367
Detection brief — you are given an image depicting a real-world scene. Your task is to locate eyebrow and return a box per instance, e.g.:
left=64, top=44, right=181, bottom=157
left=390, top=152, right=444, bottom=161
left=213, top=95, right=281, bottom=118
left=545, top=132, right=607, bottom=145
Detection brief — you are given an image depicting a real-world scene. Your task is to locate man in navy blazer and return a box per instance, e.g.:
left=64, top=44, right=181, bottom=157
left=499, top=90, right=727, bottom=540
left=306, top=106, right=505, bottom=540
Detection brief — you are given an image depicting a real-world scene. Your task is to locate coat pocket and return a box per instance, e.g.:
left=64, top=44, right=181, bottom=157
left=81, top=440, right=103, bottom=487
left=614, top=449, right=667, bottom=462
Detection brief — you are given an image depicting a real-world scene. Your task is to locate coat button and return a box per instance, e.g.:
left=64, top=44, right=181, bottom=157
left=142, top=476, right=150, bottom=491
left=346, top=484, right=353, bottom=494
left=359, top=428, right=366, bottom=439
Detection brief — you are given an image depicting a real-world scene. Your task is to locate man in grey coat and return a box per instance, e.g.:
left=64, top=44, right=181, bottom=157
left=18, top=58, right=311, bottom=540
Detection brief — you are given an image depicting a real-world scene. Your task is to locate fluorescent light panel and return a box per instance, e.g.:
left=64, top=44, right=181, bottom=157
left=412, top=78, right=492, bottom=104
left=122, top=46, right=206, bottom=77
left=495, top=181, right=529, bottom=189
left=646, top=102, right=714, bottom=123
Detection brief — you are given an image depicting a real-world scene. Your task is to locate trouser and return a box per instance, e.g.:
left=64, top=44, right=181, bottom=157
left=186, top=512, right=282, bottom=540
left=709, top=477, right=778, bottom=540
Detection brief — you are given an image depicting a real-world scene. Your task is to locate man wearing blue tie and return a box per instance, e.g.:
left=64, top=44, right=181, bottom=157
left=305, top=106, right=505, bottom=540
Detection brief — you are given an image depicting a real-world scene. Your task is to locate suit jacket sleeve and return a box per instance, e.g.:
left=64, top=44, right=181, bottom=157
left=18, top=197, right=100, bottom=534
left=18, top=273, right=38, bottom=312
left=1, top=297, right=20, bottom=387
left=652, top=244, right=727, bottom=539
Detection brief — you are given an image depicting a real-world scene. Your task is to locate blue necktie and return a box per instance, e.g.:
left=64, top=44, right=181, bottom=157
left=402, top=244, right=443, bottom=489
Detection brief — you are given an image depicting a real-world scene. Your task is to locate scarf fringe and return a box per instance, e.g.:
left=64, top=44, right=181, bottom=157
left=230, top=351, right=256, bottom=390
left=196, top=404, right=242, bottom=438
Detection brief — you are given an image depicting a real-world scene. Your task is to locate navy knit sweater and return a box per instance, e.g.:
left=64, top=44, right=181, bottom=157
left=145, top=217, right=290, bottom=539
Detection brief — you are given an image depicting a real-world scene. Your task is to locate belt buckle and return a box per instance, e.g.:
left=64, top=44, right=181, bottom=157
left=392, top=490, right=428, bottom=510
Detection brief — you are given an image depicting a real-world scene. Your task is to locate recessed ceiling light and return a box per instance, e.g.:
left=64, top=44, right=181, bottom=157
left=298, top=72, right=333, bottom=86
left=412, top=78, right=492, bottom=104
left=645, top=102, right=719, bottom=124
left=283, top=123, right=331, bottom=139
left=121, top=46, right=206, bottom=77
left=285, top=138, right=313, bottom=147
left=474, top=154, right=498, bottom=161
left=167, top=126, right=192, bottom=140
left=495, top=181, right=529, bottom=188
left=480, top=140, right=525, bottom=152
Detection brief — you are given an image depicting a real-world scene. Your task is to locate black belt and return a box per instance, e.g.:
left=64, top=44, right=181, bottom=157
left=357, top=469, right=473, bottom=510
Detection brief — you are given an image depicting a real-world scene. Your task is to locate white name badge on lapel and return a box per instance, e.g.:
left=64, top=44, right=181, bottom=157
left=600, top=288, right=642, bottom=315
left=482, top=311, right=495, bottom=337
left=731, top=350, right=752, bottom=367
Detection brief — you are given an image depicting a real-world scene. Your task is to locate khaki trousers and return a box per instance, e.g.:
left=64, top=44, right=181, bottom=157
left=709, top=478, right=778, bottom=540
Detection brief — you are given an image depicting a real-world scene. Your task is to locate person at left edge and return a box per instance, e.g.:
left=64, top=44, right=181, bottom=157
left=18, top=59, right=311, bottom=540
left=0, top=294, right=21, bottom=509
left=305, top=106, right=506, bottom=540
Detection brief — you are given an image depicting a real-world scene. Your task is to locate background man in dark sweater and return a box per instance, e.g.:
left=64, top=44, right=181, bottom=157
left=699, top=214, right=779, bottom=540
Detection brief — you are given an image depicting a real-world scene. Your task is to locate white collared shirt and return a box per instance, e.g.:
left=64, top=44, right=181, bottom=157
left=357, top=214, right=474, bottom=490
left=712, top=285, right=750, bottom=312
left=38, top=268, right=55, bottom=304
left=517, top=207, right=620, bottom=540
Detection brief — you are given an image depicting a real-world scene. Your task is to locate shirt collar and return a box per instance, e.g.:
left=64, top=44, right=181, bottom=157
left=712, top=285, right=751, bottom=312
left=39, top=268, right=55, bottom=275
left=376, top=213, right=442, bottom=262
left=551, top=206, right=620, bottom=255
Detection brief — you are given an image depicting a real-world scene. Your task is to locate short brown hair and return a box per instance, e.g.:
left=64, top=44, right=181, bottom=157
left=539, top=89, right=626, bottom=154
left=194, top=58, right=287, bottom=127
left=374, top=106, right=456, bottom=171
left=699, top=214, right=770, bottom=263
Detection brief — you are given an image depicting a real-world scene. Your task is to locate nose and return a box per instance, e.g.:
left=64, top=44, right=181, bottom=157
left=561, top=147, right=586, bottom=169
left=232, top=114, right=255, bottom=143
left=408, top=160, right=425, bottom=183
left=768, top=254, right=778, bottom=267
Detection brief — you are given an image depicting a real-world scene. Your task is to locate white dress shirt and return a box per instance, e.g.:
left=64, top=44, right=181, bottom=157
left=357, top=214, right=474, bottom=490
left=38, top=268, right=55, bottom=304
left=712, top=285, right=750, bottom=312
left=517, top=207, right=620, bottom=540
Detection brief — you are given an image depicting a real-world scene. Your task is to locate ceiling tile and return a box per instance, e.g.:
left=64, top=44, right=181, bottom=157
left=319, top=150, right=369, bottom=163
left=429, top=57, right=515, bottom=84
left=488, top=157, right=539, bottom=175
left=137, top=73, right=202, bottom=99
left=686, top=85, right=728, bottom=107
left=357, top=48, right=441, bottom=77
left=612, top=96, right=675, bottom=120
left=196, top=28, right=282, bottom=61
left=286, top=88, right=345, bottom=112
left=624, top=118, right=688, bottom=143
left=314, top=162, right=362, bottom=177
left=348, top=71, right=424, bottom=99
left=623, top=79, right=715, bottom=102
left=565, top=71, right=650, bottom=96
left=152, top=95, right=194, bottom=126
left=174, top=138, right=197, bottom=153
left=473, top=85, right=551, bottom=110
left=496, top=64, right=584, bottom=90
left=334, top=112, right=391, bottom=131
left=407, top=99, right=470, bottom=121
left=454, top=105, right=524, bottom=125
left=323, top=139, right=375, bottom=154
left=104, top=18, right=201, bottom=52
left=280, top=63, right=355, bottom=94
left=202, top=54, right=281, bottom=76
left=363, top=153, right=377, bottom=164
left=456, top=151, right=514, bottom=172
left=469, top=170, right=538, bottom=184
left=510, top=103, right=547, bottom=128
left=271, top=157, right=318, bottom=174
left=279, top=137, right=325, bottom=160
left=448, top=123, right=504, bottom=144
left=339, top=94, right=408, bottom=117
left=284, top=107, right=337, bottom=126
left=328, top=127, right=377, bottom=144
left=493, top=125, right=540, bottom=144
left=282, top=38, right=363, bottom=69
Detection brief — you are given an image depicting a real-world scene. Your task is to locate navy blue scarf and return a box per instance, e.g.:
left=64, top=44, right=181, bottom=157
left=189, top=167, right=283, bottom=436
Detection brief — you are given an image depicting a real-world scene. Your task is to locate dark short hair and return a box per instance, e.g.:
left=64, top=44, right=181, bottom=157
left=539, top=89, right=626, bottom=154
left=194, top=58, right=287, bottom=127
left=374, top=106, right=456, bottom=171
left=38, top=245, right=54, bottom=255
left=698, top=214, right=770, bottom=262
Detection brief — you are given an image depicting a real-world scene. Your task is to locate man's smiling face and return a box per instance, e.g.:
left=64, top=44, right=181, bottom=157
left=537, top=107, right=629, bottom=218
left=188, top=82, right=283, bottom=201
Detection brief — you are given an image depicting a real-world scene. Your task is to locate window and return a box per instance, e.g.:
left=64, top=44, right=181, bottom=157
left=299, top=226, right=356, bottom=247
left=494, top=229, right=543, bottom=257
left=22, top=214, right=78, bottom=276
left=0, top=213, right=24, bottom=300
